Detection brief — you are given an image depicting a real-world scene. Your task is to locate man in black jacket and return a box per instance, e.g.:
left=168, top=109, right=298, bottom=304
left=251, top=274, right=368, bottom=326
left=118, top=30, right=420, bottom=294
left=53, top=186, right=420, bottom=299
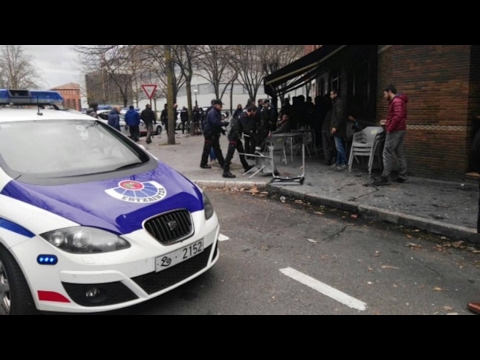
left=223, top=106, right=256, bottom=178
left=200, top=100, right=229, bottom=169
left=141, top=104, right=156, bottom=144
left=329, top=89, right=348, bottom=170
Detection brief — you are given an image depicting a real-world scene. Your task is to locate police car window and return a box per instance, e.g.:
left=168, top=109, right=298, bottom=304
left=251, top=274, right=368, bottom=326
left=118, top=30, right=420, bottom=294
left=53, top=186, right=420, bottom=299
left=0, top=120, right=145, bottom=179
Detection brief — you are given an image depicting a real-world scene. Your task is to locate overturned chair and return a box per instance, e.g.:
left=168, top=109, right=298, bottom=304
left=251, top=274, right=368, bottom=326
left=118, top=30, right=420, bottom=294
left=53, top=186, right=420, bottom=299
left=242, top=134, right=305, bottom=185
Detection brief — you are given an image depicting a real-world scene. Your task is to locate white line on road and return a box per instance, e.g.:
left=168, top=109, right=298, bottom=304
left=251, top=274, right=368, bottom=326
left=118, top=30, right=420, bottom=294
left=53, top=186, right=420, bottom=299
left=280, top=267, right=367, bottom=311
left=218, top=233, right=230, bottom=242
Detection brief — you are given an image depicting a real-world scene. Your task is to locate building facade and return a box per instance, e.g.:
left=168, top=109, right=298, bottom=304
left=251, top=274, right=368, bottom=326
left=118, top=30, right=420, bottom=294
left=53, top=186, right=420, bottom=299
left=298, top=45, right=480, bottom=181
left=51, top=83, right=81, bottom=111
left=85, top=70, right=133, bottom=107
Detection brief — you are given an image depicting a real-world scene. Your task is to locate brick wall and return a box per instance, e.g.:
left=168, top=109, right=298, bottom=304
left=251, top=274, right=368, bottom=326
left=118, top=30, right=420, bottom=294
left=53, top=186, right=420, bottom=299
left=377, top=45, right=476, bottom=181
left=55, top=88, right=82, bottom=111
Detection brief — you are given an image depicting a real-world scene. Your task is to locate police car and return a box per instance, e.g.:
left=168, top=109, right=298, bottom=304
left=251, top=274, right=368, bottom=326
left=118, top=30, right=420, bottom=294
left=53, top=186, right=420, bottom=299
left=0, top=89, right=220, bottom=315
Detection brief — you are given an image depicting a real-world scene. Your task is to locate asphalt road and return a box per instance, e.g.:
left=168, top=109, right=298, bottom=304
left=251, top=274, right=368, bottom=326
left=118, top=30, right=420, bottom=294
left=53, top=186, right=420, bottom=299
left=103, top=188, right=480, bottom=315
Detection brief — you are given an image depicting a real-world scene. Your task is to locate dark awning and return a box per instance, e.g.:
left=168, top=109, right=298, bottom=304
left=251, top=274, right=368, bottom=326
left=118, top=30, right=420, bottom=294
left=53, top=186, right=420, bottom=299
left=264, top=45, right=347, bottom=96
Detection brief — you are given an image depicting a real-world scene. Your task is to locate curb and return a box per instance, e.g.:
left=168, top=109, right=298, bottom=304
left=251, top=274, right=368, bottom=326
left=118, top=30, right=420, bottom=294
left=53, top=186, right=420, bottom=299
left=266, top=184, right=480, bottom=245
left=193, top=180, right=268, bottom=189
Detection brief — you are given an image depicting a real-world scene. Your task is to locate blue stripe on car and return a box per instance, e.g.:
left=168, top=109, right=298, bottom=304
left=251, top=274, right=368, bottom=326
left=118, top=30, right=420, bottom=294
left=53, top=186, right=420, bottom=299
left=0, top=163, right=203, bottom=235
left=0, top=218, right=35, bottom=238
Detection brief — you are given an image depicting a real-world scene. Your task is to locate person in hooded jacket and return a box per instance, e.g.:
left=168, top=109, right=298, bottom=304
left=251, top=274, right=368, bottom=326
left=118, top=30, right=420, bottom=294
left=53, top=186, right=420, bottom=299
left=107, top=106, right=121, bottom=132
left=125, top=105, right=141, bottom=141
left=233, top=104, right=243, bottom=120
left=373, top=85, right=409, bottom=186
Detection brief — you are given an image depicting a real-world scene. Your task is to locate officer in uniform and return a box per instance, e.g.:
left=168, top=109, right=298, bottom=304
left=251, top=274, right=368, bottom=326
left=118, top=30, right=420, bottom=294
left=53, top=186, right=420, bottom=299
left=223, top=105, right=256, bottom=178
left=200, top=100, right=229, bottom=169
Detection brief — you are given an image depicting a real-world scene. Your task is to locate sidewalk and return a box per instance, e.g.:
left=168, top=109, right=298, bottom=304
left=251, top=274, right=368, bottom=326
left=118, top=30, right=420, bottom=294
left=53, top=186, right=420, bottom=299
left=142, top=132, right=480, bottom=244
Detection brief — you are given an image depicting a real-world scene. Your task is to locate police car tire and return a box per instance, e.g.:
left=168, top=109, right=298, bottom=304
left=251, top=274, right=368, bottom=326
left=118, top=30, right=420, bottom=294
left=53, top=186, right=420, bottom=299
left=0, top=244, right=38, bottom=315
left=155, top=126, right=162, bottom=135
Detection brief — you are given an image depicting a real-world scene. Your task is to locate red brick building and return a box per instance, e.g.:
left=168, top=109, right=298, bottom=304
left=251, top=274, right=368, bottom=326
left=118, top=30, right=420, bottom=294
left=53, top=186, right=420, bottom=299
left=51, top=83, right=81, bottom=111
left=266, top=45, right=480, bottom=181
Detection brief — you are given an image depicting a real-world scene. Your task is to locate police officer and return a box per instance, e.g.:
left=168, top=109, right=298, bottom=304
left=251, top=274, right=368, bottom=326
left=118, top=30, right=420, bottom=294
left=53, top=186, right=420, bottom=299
left=200, top=100, right=228, bottom=169
left=223, top=105, right=256, bottom=178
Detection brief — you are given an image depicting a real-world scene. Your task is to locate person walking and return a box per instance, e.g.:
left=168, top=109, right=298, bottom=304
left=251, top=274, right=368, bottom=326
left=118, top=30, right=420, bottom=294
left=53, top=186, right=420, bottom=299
left=329, top=89, right=348, bottom=171
left=180, top=106, right=189, bottom=134
left=107, top=106, right=121, bottom=132
left=373, top=85, right=409, bottom=186
left=222, top=105, right=256, bottom=178
left=125, top=105, right=141, bottom=141
left=141, top=104, right=156, bottom=144
left=200, top=100, right=229, bottom=169
left=321, top=96, right=335, bottom=165
left=161, top=104, right=169, bottom=135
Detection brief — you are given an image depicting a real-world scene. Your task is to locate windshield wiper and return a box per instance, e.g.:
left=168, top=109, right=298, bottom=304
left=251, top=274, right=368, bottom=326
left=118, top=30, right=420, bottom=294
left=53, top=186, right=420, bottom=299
left=114, top=162, right=143, bottom=171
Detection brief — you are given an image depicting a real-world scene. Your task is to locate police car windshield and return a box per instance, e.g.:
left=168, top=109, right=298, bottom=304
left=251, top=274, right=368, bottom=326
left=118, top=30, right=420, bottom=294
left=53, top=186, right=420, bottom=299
left=0, top=120, right=149, bottom=181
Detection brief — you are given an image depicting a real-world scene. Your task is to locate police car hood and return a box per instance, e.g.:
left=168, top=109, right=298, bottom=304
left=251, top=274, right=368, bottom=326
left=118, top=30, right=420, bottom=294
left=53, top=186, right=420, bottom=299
left=1, top=162, right=204, bottom=234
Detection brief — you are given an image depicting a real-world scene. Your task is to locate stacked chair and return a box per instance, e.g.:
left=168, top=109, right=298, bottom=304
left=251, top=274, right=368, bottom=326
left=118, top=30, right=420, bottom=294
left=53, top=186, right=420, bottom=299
left=348, top=126, right=385, bottom=174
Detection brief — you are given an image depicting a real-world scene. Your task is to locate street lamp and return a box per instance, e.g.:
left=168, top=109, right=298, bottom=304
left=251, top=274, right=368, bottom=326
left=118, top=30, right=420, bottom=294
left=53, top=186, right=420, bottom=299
left=194, top=89, right=198, bottom=106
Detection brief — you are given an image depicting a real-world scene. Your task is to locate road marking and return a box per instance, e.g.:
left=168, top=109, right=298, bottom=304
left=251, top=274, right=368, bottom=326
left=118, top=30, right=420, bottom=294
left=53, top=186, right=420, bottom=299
left=280, top=267, right=367, bottom=311
left=218, top=233, right=230, bottom=242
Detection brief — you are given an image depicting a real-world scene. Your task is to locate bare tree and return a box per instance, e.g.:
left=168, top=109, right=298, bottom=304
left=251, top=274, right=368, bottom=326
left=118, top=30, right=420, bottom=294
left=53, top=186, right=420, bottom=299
left=73, top=45, right=140, bottom=107
left=141, top=45, right=186, bottom=105
left=261, top=45, right=304, bottom=101
left=196, top=45, right=237, bottom=103
left=165, top=45, right=176, bottom=145
left=172, top=45, right=201, bottom=134
left=228, top=45, right=266, bottom=103
left=0, top=45, right=45, bottom=89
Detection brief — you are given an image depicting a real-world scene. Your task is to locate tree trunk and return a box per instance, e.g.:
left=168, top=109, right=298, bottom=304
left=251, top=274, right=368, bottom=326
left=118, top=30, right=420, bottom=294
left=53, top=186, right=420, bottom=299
left=185, top=79, right=195, bottom=136
left=165, top=45, right=176, bottom=145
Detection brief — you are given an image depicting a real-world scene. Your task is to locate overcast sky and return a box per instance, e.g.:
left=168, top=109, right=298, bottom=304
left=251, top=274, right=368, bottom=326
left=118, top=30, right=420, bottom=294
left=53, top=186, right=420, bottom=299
left=21, top=45, right=82, bottom=89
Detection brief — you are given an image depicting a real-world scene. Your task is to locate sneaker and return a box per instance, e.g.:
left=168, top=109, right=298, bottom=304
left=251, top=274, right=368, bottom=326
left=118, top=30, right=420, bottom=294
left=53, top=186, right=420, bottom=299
left=395, top=177, right=407, bottom=183
left=336, top=164, right=348, bottom=171
left=200, top=165, right=212, bottom=169
left=244, top=165, right=255, bottom=172
left=330, top=163, right=338, bottom=169
left=373, top=176, right=392, bottom=186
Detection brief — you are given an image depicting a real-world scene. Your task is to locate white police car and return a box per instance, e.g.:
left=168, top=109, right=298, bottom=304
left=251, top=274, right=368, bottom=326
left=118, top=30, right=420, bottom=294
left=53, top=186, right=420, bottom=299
left=0, top=89, right=220, bottom=315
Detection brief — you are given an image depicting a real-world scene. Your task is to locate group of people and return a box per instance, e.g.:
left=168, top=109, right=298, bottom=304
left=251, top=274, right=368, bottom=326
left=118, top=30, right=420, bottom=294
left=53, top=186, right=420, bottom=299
left=199, top=97, right=287, bottom=179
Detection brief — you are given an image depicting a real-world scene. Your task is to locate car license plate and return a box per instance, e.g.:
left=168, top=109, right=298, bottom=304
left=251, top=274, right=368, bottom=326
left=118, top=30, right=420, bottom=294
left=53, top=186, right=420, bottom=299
left=155, top=239, right=204, bottom=273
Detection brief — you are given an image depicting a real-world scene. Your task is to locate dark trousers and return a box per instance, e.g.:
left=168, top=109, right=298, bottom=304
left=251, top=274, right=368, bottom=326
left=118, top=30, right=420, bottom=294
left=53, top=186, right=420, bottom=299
left=322, top=129, right=336, bottom=164
left=162, top=120, right=168, bottom=134
left=129, top=125, right=140, bottom=141
left=201, top=132, right=225, bottom=167
left=243, top=131, right=256, bottom=155
left=224, top=138, right=250, bottom=173
left=182, top=121, right=188, bottom=134
left=145, top=122, right=153, bottom=143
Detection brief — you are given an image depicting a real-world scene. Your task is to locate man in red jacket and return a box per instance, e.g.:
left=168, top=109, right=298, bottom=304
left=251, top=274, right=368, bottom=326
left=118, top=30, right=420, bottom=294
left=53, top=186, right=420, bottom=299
left=374, top=85, right=409, bottom=186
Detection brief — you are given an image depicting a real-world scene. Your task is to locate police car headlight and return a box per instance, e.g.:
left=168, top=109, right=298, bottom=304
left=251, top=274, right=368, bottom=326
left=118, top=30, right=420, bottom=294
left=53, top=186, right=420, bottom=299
left=41, top=227, right=131, bottom=254
left=203, top=193, right=215, bottom=220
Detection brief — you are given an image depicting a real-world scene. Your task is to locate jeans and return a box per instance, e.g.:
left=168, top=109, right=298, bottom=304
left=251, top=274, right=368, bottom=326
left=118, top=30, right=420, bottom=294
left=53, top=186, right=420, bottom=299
left=322, top=130, right=336, bottom=164
left=382, top=130, right=407, bottom=180
left=334, top=136, right=347, bottom=166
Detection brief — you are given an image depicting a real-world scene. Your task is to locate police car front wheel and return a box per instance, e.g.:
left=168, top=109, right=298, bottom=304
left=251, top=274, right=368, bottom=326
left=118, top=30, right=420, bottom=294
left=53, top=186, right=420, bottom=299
left=0, top=244, right=39, bottom=315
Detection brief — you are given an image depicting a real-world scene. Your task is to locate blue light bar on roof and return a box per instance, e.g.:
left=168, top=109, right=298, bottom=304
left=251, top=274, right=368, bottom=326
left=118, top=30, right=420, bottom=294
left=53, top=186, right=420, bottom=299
left=0, top=89, right=64, bottom=105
